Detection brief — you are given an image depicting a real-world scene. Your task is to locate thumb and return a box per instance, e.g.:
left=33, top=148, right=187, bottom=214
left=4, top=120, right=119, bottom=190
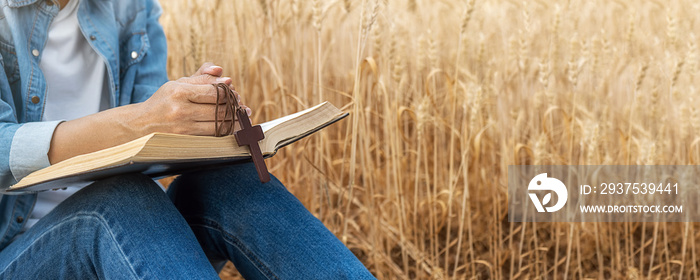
left=178, top=75, right=232, bottom=86
left=192, top=62, right=223, bottom=77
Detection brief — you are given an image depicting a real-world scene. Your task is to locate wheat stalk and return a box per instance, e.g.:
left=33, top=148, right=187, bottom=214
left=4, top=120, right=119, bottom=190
left=158, top=0, right=700, bottom=278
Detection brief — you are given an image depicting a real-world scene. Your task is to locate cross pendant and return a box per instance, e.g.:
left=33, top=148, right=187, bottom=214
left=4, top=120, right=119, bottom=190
left=233, top=109, right=270, bottom=183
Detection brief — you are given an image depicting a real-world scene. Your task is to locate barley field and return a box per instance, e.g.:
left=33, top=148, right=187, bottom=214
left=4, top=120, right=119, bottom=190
left=159, top=0, right=700, bottom=279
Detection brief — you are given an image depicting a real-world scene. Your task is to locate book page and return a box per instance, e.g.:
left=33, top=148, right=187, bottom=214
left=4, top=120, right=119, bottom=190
left=260, top=102, right=328, bottom=132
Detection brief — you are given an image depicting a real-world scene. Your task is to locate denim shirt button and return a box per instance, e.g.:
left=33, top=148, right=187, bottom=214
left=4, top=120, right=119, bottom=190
left=15, top=216, right=23, bottom=223
left=32, top=49, right=39, bottom=57
left=131, top=51, right=138, bottom=59
left=31, top=96, right=40, bottom=104
left=90, top=35, right=96, bottom=41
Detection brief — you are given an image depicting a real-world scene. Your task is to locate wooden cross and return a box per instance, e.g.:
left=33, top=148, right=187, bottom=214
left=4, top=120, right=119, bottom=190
left=234, top=108, right=270, bottom=183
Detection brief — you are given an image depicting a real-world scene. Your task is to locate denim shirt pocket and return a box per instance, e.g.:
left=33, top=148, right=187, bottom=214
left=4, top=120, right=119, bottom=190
left=119, top=32, right=150, bottom=73
left=0, top=39, right=19, bottom=85
left=0, top=11, right=18, bottom=85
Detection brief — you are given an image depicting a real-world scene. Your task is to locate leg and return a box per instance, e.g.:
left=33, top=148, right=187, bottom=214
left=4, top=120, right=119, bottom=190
left=0, top=173, right=219, bottom=279
left=168, top=163, right=375, bottom=280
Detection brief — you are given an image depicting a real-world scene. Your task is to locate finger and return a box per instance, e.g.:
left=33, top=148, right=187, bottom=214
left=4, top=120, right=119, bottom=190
left=240, top=105, right=252, bottom=116
left=188, top=121, right=237, bottom=136
left=181, top=84, right=232, bottom=104
left=231, top=91, right=250, bottom=114
left=192, top=62, right=221, bottom=77
left=201, top=65, right=223, bottom=77
left=179, top=75, right=232, bottom=86
left=190, top=104, right=237, bottom=121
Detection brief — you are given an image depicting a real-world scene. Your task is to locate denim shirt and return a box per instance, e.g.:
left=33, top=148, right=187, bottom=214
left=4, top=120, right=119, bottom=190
left=0, top=0, right=168, bottom=250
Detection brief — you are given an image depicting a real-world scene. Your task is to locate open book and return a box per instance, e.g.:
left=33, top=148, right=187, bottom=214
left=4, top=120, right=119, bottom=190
left=8, top=102, right=347, bottom=193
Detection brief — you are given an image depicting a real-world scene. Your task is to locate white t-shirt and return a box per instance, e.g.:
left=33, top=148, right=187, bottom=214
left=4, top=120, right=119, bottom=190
left=24, top=0, right=111, bottom=230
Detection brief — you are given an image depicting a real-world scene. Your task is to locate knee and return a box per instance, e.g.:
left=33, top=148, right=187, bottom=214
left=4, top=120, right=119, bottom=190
left=53, top=173, right=171, bottom=219
left=174, top=162, right=274, bottom=188
left=24, top=173, right=185, bottom=250
left=170, top=163, right=282, bottom=197
left=167, top=163, right=289, bottom=216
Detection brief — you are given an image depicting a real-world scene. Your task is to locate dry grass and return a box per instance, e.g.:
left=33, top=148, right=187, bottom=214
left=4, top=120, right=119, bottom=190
left=159, top=0, right=700, bottom=279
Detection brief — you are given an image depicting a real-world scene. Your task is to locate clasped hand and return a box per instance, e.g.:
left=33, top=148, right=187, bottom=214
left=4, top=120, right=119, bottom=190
left=134, top=62, right=251, bottom=136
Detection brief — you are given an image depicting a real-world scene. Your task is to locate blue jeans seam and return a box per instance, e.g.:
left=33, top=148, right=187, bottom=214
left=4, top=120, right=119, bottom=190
left=187, top=218, right=280, bottom=280
left=0, top=213, right=140, bottom=279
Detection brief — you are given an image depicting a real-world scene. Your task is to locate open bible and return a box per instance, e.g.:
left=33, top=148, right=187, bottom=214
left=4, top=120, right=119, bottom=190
left=8, top=102, right=347, bottom=193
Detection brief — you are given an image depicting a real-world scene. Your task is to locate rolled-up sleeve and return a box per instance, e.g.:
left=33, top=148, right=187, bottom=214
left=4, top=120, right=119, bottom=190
left=0, top=51, right=62, bottom=190
left=8, top=121, right=62, bottom=182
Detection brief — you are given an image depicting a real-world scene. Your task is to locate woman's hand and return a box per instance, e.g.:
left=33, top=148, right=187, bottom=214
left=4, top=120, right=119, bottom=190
left=180, top=63, right=251, bottom=120
left=131, top=63, right=251, bottom=136
left=48, top=63, right=251, bottom=164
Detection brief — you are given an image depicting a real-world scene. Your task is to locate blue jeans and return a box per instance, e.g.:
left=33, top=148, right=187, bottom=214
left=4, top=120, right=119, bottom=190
left=0, top=163, right=374, bottom=279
